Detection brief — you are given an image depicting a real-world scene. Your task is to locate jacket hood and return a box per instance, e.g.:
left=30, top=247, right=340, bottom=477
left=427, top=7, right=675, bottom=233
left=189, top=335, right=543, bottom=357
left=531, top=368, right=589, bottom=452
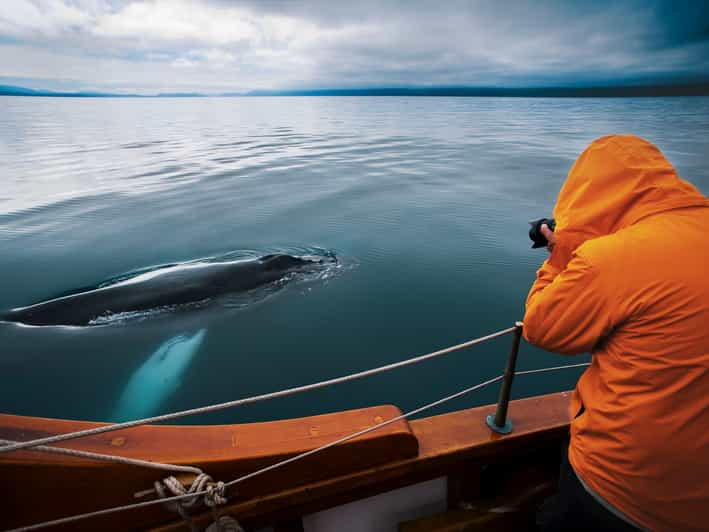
left=553, top=135, right=709, bottom=252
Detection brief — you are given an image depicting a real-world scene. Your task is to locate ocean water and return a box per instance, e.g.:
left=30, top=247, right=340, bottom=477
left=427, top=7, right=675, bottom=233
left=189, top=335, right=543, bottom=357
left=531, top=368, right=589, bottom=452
left=1, top=96, right=708, bottom=425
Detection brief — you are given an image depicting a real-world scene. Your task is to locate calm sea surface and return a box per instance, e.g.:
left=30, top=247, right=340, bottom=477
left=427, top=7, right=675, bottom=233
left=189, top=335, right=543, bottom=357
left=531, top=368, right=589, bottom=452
left=1, top=96, right=708, bottom=424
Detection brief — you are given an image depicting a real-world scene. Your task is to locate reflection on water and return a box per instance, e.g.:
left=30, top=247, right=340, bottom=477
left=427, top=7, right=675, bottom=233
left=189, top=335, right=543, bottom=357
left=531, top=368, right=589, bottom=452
left=1, top=96, right=708, bottom=423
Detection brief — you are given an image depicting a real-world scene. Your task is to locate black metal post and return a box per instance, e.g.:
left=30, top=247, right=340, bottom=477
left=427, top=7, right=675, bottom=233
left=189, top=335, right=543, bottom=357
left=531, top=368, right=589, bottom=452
left=486, top=322, right=523, bottom=434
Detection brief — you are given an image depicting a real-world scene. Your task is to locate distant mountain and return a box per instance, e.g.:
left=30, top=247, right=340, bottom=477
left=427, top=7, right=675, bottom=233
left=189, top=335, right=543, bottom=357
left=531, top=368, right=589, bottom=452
left=0, top=85, right=128, bottom=97
left=2, top=82, right=709, bottom=98
left=0, top=85, right=43, bottom=96
left=247, top=83, right=709, bottom=97
left=0, top=85, right=216, bottom=97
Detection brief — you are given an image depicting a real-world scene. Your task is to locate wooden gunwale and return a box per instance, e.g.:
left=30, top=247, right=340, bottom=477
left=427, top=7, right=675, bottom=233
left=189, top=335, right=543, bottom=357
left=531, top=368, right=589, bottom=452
left=0, top=405, right=417, bottom=532
left=153, top=391, right=572, bottom=531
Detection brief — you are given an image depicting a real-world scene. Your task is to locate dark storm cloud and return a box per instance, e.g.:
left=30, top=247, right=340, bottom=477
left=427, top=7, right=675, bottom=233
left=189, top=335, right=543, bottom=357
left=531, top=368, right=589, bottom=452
left=652, top=2, right=709, bottom=48
left=0, top=0, right=707, bottom=93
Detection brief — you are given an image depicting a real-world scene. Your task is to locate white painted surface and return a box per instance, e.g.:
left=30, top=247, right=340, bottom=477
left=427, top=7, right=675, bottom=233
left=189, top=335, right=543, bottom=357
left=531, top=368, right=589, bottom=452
left=302, top=477, right=446, bottom=532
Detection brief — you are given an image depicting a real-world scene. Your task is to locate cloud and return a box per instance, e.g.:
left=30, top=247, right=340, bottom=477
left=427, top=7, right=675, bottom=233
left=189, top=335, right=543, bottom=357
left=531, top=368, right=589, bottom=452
left=0, top=0, right=90, bottom=36
left=0, top=0, right=707, bottom=93
left=93, top=1, right=260, bottom=45
left=171, top=48, right=237, bottom=69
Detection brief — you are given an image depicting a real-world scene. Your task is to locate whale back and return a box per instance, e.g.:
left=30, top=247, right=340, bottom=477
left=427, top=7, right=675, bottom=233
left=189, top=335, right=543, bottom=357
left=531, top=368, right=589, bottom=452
left=1, top=254, right=324, bottom=326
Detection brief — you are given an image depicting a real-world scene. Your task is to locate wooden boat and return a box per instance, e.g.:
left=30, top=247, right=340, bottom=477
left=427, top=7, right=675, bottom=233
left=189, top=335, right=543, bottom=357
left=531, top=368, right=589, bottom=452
left=1, top=326, right=576, bottom=532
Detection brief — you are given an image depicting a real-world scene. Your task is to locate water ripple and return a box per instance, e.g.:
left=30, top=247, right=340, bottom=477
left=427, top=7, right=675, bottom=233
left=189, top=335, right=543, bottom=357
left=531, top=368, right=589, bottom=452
left=1, top=96, right=708, bottom=422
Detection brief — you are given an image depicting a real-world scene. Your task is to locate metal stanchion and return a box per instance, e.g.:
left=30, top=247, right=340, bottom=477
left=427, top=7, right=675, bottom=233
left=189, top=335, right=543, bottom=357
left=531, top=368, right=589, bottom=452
left=486, top=322, right=524, bottom=434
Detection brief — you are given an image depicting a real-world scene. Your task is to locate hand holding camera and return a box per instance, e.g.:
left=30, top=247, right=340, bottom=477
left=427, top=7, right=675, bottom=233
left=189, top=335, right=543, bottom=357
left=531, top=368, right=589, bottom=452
left=529, top=217, right=556, bottom=252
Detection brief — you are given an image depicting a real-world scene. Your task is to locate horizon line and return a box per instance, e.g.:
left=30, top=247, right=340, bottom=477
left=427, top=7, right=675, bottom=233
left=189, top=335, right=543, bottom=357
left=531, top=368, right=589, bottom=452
left=2, top=81, right=709, bottom=98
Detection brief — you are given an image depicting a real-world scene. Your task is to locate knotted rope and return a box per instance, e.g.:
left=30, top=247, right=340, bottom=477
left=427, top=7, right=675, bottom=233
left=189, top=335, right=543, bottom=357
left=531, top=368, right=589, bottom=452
left=154, top=474, right=228, bottom=532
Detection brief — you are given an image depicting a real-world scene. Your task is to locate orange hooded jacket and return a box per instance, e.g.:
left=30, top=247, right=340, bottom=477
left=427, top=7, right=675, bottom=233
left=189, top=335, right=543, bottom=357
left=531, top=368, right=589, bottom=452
left=524, top=135, right=709, bottom=531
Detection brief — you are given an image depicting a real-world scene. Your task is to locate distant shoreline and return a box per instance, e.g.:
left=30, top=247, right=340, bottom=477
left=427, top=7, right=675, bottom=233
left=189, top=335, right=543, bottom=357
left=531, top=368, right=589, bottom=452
left=2, top=83, right=709, bottom=98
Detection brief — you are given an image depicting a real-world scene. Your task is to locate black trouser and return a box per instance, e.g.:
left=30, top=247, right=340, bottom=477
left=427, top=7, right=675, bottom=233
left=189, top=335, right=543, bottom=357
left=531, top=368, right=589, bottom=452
left=536, top=439, right=640, bottom=531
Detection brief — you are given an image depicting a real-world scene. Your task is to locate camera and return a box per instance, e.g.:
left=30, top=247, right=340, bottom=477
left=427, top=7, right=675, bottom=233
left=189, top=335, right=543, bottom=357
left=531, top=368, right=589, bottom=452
left=528, top=218, right=556, bottom=248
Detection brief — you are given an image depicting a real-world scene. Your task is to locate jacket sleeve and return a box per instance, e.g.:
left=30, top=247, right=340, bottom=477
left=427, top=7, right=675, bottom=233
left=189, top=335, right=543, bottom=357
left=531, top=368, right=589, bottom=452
left=523, top=248, right=615, bottom=355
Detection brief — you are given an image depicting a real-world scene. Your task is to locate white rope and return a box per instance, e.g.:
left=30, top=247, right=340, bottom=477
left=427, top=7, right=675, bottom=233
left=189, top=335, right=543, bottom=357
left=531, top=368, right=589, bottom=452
left=516, top=362, right=590, bottom=375
left=3, top=359, right=589, bottom=532
left=153, top=473, right=227, bottom=532
left=153, top=474, right=226, bottom=509
left=0, top=439, right=202, bottom=475
left=0, top=326, right=519, bottom=455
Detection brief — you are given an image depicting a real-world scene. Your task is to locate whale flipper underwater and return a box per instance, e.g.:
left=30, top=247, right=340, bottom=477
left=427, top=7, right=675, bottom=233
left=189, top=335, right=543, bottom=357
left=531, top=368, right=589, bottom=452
left=111, top=329, right=207, bottom=422
left=2, top=254, right=331, bottom=326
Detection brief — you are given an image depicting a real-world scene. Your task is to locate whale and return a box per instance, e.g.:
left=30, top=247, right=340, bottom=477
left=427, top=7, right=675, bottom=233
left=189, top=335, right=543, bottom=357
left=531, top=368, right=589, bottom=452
left=111, top=329, right=207, bottom=422
left=2, top=254, right=328, bottom=326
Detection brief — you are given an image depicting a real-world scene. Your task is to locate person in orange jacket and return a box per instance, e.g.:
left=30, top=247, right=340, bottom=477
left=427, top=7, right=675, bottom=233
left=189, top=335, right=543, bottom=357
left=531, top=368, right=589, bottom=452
left=524, top=135, right=709, bottom=532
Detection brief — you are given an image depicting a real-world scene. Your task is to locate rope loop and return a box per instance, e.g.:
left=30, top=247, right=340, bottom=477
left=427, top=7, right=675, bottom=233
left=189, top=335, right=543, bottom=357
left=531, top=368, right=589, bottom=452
left=154, top=474, right=227, bottom=532
left=205, top=481, right=227, bottom=507
left=155, top=474, right=228, bottom=512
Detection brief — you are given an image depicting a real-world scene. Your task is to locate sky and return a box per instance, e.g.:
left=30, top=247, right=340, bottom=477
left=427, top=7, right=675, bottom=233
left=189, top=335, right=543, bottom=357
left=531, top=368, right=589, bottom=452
left=0, top=0, right=708, bottom=94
